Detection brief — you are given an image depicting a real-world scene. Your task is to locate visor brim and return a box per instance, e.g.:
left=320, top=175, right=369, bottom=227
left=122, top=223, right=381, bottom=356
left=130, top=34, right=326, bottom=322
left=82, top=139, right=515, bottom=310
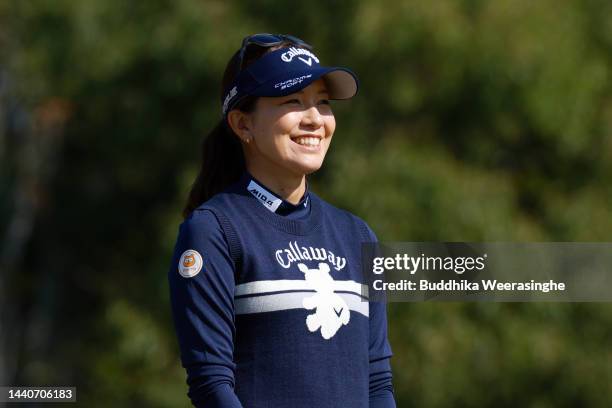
left=249, top=66, right=359, bottom=100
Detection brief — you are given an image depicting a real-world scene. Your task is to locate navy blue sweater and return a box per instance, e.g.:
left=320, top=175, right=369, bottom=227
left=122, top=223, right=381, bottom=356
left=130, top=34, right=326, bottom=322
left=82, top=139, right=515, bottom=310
left=168, top=173, right=395, bottom=407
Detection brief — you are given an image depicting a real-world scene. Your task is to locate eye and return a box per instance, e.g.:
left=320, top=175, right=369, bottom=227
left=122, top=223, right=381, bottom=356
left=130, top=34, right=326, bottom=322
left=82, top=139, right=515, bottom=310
left=282, top=99, right=301, bottom=105
left=318, top=99, right=330, bottom=105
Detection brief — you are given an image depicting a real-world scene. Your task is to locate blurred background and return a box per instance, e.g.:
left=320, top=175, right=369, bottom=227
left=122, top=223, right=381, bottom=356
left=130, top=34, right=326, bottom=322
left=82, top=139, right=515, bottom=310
left=1, top=0, right=612, bottom=406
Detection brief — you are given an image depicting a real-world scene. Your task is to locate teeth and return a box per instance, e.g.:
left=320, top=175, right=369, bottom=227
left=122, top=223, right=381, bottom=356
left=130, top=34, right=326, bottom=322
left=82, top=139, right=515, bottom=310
left=294, top=137, right=321, bottom=146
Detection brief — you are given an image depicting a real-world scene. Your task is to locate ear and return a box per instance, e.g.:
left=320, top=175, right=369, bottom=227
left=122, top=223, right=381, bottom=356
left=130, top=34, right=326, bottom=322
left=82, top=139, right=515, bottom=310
left=297, top=263, right=309, bottom=274
left=227, top=109, right=254, bottom=142
left=318, top=263, right=330, bottom=273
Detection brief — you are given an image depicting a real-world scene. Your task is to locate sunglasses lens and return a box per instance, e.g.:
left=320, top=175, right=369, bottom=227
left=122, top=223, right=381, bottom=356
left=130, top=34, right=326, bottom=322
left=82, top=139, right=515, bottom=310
left=246, top=33, right=283, bottom=46
left=282, top=34, right=311, bottom=48
left=244, top=33, right=311, bottom=49
left=236, top=33, right=313, bottom=75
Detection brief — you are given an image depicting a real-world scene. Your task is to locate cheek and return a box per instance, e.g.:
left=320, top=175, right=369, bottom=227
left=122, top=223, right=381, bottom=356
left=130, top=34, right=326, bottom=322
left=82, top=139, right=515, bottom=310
left=250, top=106, right=293, bottom=139
left=272, top=113, right=300, bottom=136
left=325, top=116, right=336, bottom=137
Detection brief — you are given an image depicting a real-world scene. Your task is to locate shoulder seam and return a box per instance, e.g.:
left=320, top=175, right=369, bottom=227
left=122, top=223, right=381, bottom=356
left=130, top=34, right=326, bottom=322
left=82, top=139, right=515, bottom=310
left=197, top=206, right=243, bottom=280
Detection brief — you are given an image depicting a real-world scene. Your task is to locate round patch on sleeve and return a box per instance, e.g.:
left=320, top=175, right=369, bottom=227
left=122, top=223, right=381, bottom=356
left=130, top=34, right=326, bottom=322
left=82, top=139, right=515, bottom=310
left=178, top=249, right=203, bottom=278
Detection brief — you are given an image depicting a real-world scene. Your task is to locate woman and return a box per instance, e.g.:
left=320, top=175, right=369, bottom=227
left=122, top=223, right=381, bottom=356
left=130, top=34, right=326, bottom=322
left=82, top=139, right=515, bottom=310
left=168, top=33, right=395, bottom=408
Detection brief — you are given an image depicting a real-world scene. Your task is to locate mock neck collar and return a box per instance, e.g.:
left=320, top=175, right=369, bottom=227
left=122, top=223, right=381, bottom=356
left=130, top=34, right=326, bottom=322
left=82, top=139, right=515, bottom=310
left=227, top=171, right=321, bottom=235
left=241, top=172, right=310, bottom=216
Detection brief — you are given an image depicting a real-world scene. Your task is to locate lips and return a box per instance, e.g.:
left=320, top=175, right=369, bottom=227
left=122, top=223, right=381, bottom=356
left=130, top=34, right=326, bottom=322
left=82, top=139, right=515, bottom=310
left=291, top=134, right=322, bottom=147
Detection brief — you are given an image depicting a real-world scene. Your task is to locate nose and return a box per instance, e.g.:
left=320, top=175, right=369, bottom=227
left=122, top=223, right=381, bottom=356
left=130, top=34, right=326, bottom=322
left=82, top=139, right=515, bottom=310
left=301, top=105, right=324, bottom=129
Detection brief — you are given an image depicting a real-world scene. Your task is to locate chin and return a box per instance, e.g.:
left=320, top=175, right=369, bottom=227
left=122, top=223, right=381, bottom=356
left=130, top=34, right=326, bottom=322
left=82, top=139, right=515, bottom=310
left=289, top=160, right=324, bottom=176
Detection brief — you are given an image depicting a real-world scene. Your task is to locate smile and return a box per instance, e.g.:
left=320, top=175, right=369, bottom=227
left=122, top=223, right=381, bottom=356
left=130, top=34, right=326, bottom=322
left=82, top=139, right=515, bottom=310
left=291, top=136, right=321, bottom=147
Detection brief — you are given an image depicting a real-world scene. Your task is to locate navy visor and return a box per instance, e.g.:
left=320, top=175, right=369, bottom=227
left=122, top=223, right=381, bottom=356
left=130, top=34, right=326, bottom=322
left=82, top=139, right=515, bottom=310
left=222, top=47, right=358, bottom=116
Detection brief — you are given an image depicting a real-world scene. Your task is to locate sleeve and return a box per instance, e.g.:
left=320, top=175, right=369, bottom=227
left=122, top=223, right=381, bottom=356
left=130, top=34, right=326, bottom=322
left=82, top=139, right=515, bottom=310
left=363, top=222, right=396, bottom=408
left=167, top=210, right=244, bottom=408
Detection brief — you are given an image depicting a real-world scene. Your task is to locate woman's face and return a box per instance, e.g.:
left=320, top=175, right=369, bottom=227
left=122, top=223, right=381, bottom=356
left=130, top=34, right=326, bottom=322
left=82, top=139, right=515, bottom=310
left=242, top=78, right=336, bottom=178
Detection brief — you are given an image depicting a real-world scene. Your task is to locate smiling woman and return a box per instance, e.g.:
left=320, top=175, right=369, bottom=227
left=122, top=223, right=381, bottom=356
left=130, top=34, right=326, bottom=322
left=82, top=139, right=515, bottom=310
left=167, top=33, right=396, bottom=408
left=229, top=79, right=336, bottom=184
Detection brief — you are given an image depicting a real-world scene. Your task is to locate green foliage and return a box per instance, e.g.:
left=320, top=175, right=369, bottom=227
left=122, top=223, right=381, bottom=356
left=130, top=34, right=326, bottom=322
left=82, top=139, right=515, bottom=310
left=2, top=0, right=612, bottom=406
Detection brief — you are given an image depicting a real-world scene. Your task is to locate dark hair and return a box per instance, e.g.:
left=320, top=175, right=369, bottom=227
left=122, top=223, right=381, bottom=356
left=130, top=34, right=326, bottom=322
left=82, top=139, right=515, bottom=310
left=183, top=41, right=303, bottom=218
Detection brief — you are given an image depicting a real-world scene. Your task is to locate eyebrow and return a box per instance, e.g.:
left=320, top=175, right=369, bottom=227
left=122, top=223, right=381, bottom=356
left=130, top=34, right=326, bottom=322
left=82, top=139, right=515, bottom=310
left=295, top=89, right=329, bottom=95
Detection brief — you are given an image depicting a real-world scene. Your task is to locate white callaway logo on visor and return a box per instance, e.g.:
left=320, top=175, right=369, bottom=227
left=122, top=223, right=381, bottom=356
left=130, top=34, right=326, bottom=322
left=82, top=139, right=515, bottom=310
left=280, top=47, right=320, bottom=65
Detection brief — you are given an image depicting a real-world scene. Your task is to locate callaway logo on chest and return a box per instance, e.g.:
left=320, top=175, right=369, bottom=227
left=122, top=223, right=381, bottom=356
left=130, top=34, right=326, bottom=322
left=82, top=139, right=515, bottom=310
left=275, top=241, right=347, bottom=271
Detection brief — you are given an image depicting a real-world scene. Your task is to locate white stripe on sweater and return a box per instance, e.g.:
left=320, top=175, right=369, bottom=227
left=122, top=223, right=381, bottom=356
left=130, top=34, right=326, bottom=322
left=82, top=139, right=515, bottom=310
left=235, top=279, right=368, bottom=298
left=235, top=292, right=369, bottom=317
